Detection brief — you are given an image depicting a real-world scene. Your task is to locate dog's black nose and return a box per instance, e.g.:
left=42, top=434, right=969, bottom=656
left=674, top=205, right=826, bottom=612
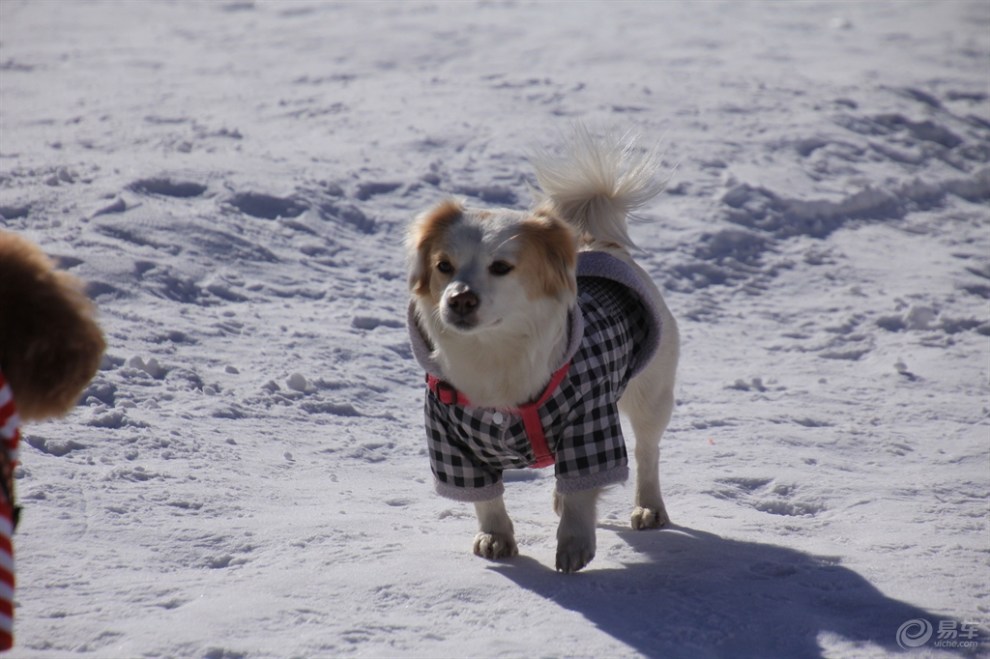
left=448, top=289, right=479, bottom=316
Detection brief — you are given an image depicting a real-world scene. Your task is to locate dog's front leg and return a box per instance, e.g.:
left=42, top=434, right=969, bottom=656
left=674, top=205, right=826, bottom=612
left=473, top=496, right=518, bottom=560
left=553, top=488, right=600, bottom=573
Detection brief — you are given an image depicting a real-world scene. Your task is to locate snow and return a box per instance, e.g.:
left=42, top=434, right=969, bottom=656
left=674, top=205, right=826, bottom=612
left=1, top=0, right=988, bottom=656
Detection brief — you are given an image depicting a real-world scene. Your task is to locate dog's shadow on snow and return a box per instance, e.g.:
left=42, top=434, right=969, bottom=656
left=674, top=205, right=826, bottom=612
left=491, top=525, right=976, bottom=658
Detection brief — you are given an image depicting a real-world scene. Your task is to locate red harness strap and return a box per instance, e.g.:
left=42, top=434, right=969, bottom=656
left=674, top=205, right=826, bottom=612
left=426, top=362, right=572, bottom=468
left=0, top=370, right=19, bottom=651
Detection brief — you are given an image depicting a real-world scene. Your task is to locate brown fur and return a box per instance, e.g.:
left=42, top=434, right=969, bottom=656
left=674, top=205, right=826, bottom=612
left=517, top=211, right=577, bottom=300
left=0, top=231, right=105, bottom=421
left=408, top=200, right=463, bottom=298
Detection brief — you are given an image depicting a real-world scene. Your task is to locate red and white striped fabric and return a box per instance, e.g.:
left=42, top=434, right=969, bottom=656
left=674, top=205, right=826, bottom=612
left=0, top=368, right=18, bottom=651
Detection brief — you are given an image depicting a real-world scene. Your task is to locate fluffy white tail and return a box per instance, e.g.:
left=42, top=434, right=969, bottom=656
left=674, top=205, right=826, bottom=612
left=533, top=125, right=666, bottom=250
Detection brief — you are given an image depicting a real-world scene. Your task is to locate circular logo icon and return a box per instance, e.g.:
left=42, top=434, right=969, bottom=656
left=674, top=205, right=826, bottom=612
left=897, top=619, right=934, bottom=649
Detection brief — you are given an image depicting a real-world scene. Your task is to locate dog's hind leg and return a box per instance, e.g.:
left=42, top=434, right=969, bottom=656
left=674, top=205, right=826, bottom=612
left=473, top=496, right=518, bottom=560
left=621, top=383, right=673, bottom=530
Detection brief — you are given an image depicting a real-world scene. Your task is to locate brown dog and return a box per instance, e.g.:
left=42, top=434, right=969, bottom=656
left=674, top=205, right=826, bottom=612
left=0, top=230, right=105, bottom=649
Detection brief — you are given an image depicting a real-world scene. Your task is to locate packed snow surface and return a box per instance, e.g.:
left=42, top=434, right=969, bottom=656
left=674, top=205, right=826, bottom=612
left=1, top=1, right=988, bottom=657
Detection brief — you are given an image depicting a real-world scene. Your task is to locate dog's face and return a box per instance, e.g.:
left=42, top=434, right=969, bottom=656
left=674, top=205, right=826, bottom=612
left=408, top=200, right=577, bottom=336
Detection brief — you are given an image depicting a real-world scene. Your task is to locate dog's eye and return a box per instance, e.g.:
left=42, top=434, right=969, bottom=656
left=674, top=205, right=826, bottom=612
left=436, top=260, right=454, bottom=274
left=489, top=261, right=514, bottom=276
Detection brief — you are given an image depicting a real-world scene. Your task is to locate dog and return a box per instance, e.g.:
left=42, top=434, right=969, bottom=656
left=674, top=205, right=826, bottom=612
left=0, top=231, right=106, bottom=648
left=406, top=127, right=679, bottom=573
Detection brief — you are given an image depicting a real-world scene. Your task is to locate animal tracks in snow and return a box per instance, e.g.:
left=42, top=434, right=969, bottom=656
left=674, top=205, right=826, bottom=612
left=709, top=477, right=828, bottom=518
left=663, top=85, right=989, bottom=323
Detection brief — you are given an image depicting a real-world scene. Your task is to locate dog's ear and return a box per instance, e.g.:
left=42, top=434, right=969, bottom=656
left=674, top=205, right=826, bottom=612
left=0, top=232, right=106, bottom=421
left=407, top=200, right=463, bottom=297
left=520, top=210, right=578, bottom=300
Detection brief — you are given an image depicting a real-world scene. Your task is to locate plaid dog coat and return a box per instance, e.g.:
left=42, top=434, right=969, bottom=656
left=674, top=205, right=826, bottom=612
left=409, top=251, right=662, bottom=502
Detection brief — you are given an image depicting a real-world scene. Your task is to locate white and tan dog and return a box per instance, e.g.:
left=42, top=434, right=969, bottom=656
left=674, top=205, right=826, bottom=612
left=407, top=128, right=679, bottom=573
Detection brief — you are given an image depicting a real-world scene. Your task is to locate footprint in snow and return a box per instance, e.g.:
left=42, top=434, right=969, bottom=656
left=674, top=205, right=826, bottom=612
left=129, top=178, right=208, bottom=198
left=227, top=191, right=306, bottom=220
left=709, top=477, right=826, bottom=518
left=351, top=316, right=404, bottom=331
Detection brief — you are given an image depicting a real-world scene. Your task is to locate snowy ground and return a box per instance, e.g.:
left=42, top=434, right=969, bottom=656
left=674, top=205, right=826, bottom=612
left=1, top=0, right=988, bottom=657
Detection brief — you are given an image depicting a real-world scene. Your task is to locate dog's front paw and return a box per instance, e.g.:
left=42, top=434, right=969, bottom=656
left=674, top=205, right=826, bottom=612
left=631, top=505, right=670, bottom=530
left=473, top=532, right=518, bottom=560
left=555, top=537, right=595, bottom=573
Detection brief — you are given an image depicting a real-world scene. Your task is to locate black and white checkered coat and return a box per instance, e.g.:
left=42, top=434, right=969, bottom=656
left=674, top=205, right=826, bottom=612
left=408, top=252, right=662, bottom=502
